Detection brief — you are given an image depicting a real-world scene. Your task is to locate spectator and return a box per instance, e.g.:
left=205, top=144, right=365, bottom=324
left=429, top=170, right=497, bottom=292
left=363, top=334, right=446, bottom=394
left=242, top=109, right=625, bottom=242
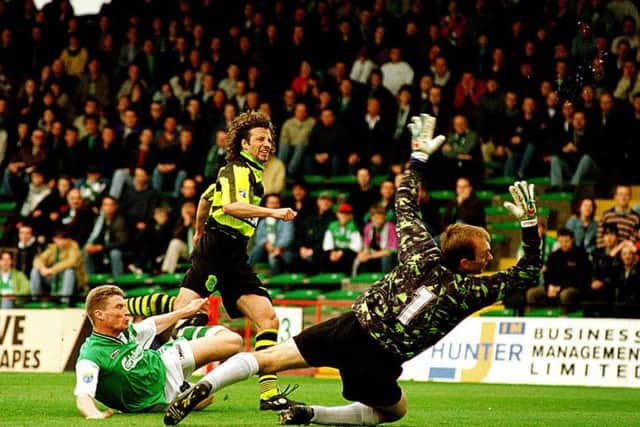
left=293, top=191, right=334, bottom=275
left=59, top=35, right=88, bottom=79
left=441, top=176, right=486, bottom=230
left=527, top=228, right=591, bottom=312
left=549, top=110, right=599, bottom=189
left=441, top=115, right=483, bottom=186
left=109, top=128, right=157, bottom=199
left=161, top=200, right=196, bottom=274
left=322, top=203, right=363, bottom=274
left=453, top=71, right=486, bottom=118
left=58, top=188, right=95, bottom=246
left=202, top=128, right=228, bottom=185
left=78, top=166, right=108, bottom=209
left=596, top=184, right=640, bottom=247
left=307, top=108, right=347, bottom=176
left=134, top=206, right=172, bottom=273
left=614, top=242, right=640, bottom=317
left=565, top=197, right=598, bottom=255
left=248, top=194, right=295, bottom=275
left=31, top=229, right=87, bottom=304
left=15, top=224, right=42, bottom=276
left=380, top=47, right=414, bottom=96
left=84, top=196, right=128, bottom=278
left=278, top=103, right=315, bottom=177
left=588, top=223, right=625, bottom=316
left=504, top=97, right=544, bottom=179
left=119, top=167, right=160, bottom=243
left=0, top=250, right=30, bottom=309
left=389, top=86, right=416, bottom=169
left=353, top=97, right=391, bottom=175
left=19, top=169, right=51, bottom=220
left=0, top=128, right=49, bottom=200
left=349, top=166, right=378, bottom=228
left=354, top=205, right=397, bottom=275
left=349, top=47, right=376, bottom=85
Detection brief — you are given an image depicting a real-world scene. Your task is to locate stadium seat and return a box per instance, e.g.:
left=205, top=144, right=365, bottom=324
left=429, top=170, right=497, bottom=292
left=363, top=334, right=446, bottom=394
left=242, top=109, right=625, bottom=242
left=283, top=289, right=321, bottom=300
left=267, top=288, right=286, bottom=299
left=525, top=307, right=561, bottom=317
left=429, top=190, right=455, bottom=201
left=323, top=289, right=361, bottom=300
left=0, top=201, right=16, bottom=212
left=538, top=192, right=573, bottom=202
left=490, top=220, right=521, bottom=231
left=329, top=175, right=356, bottom=185
left=307, top=273, right=346, bottom=285
left=303, top=175, right=326, bottom=185
left=87, top=273, right=112, bottom=287
left=479, top=307, right=515, bottom=317
left=484, top=176, right=512, bottom=186
left=266, top=273, right=307, bottom=286
left=151, top=273, right=183, bottom=286
left=490, top=233, right=507, bottom=244
left=22, top=301, right=63, bottom=309
left=112, top=273, right=151, bottom=287
left=476, top=190, right=495, bottom=201
left=350, top=272, right=384, bottom=285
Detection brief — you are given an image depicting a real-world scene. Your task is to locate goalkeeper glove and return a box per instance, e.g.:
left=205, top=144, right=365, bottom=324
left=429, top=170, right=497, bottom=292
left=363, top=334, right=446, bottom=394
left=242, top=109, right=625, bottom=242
left=407, top=113, right=446, bottom=163
left=503, top=180, right=538, bottom=227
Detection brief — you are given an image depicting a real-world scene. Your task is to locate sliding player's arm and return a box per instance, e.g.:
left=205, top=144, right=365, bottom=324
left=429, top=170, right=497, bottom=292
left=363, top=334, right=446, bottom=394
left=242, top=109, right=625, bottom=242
left=150, top=297, right=209, bottom=335
left=74, top=360, right=113, bottom=419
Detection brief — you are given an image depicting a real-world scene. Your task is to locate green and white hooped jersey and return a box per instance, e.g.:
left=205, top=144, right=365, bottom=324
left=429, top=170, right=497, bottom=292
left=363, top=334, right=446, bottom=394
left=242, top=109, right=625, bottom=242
left=74, top=319, right=167, bottom=413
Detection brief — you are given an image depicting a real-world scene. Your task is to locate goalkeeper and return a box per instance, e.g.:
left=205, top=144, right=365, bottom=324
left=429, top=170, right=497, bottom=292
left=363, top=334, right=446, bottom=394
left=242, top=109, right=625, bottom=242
left=164, top=114, right=542, bottom=426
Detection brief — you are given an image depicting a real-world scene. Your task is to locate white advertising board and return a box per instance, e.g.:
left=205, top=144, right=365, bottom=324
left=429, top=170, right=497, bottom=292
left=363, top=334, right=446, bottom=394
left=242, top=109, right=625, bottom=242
left=401, top=317, right=640, bottom=388
left=274, top=306, right=303, bottom=343
left=0, top=309, right=87, bottom=372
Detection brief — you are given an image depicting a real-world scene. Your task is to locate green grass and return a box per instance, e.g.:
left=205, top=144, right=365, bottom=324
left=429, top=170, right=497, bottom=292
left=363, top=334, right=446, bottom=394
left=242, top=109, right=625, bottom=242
left=3, top=373, right=640, bottom=426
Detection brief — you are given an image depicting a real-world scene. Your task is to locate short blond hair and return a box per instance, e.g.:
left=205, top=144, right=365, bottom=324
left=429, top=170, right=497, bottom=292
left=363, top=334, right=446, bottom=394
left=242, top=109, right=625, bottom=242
left=440, top=223, right=490, bottom=269
left=85, top=285, right=124, bottom=324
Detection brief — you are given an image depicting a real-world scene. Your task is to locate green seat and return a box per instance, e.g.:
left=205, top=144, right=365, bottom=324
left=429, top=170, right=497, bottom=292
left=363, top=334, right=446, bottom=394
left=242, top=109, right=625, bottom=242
left=490, top=220, right=521, bottom=231
left=303, top=175, right=326, bottom=185
left=88, top=273, right=112, bottom=286
left=165, top=287, right=181, bottom=297
left=371, top=175, right=388, bottom=186
left=490, top=233, right=507, bottom=244
left=0, top=201, right=16, bottom=212
left=351, top=272, right=384, bottom=284
left=124, top=286, right=164, bottom=298
left=0, top=216, right=8, bottom=224
left=151, top=273, right=183, bottom=285
left=307, top=273, right=346, bottom=285
left=538, top=192, right=573, bottom=201
left=283, top=289, right=321, bottom=300
left=310, top=189, right=340, bottom=199
left=525, top=307, right=562, bottom=317
left=22, top=301, right=62, bottom=309
left=329, top=175, right=356, bottom=185
left=537, top=206, right=551, bottom=217
left=528, top=176, right=551, bottom=185
left=484, top=206, right=508, bottom=216
left=267, top=288, right=286, bottom=299
left=112, top=273, right=151, bottom=286
left=324, top=289, right=361, bottom=300
left=430, top=190, right=454, bottom=200
left=476, top=190, right=495, bottom=201
left=567, top=310, right=584, bottom=318
left=267, top=273, right=307, bottom=286
left=484, top=176, right=512, bottom=186
left=479, top=308, right=515, bottom=317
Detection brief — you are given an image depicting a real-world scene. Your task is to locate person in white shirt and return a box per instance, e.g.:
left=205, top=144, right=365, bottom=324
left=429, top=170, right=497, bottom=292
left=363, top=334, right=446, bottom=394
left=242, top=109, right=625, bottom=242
left=380, top=47, right=414, bottom=96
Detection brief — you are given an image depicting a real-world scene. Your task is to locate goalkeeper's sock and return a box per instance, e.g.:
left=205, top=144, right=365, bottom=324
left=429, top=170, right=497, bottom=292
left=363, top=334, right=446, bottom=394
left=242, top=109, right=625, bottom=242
left=255, top=329, right=279, bottom=400
left=126, top=293, right=175, bottom=316
left=310, top=402, right=381, bottom=425
left=200, top=352, right=259, bottom=394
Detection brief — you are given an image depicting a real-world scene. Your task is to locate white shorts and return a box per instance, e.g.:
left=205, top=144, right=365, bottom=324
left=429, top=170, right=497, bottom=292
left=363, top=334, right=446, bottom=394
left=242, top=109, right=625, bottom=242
left=160, top=325, right=227, bottom=402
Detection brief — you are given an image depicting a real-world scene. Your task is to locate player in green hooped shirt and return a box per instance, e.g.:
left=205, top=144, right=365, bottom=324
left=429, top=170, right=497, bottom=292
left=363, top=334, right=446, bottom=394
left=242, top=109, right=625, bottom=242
left=74, top=285, right=242, bottom=419
left=163, top=115, right=541, bottom=426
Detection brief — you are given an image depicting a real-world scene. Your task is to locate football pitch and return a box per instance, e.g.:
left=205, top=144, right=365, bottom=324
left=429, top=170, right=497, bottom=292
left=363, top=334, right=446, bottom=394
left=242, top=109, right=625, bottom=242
left=3, top=373, right=640, bottom=427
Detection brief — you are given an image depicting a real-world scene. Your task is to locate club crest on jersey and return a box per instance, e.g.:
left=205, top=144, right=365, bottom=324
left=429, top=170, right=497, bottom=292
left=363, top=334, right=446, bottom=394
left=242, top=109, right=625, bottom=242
left=82, top=372, right=94, bottom=383
left=239, top=190, right=247, bottom=199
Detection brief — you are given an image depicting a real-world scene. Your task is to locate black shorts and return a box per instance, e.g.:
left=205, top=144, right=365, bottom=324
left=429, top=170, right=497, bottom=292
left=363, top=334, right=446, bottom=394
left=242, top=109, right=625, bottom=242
left=181, top=226, right=270, bottom=318
left=294, top=311, right=403, bottom=407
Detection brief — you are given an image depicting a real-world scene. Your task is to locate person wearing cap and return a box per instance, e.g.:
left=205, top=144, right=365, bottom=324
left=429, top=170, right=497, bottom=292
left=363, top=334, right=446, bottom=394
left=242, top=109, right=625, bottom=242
left=322, top=202, right=363, bottom=274
left=164, top=113, right=541, bottom=427
left=31, top=229, right=87, bottom=304
left=354, top=205, right=398, bottom=275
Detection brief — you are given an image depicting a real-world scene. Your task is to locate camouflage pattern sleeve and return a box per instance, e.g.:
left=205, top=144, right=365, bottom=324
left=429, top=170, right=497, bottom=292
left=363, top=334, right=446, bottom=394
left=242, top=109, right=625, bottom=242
left=461, top=225, right=541, bottom=312
left=395, top=167, right=442, bottom=266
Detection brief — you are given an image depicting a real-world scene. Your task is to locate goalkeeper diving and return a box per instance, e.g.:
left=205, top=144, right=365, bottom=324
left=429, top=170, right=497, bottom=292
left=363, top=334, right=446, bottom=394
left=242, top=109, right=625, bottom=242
left=164, top=114, right=543, bottom=426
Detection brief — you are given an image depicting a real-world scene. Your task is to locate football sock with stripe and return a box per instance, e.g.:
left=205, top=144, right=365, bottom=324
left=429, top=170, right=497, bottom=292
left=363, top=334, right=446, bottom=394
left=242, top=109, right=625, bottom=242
left=255, top=328, right=279, bottom=400
left=126, top=293, right=175, bottom=316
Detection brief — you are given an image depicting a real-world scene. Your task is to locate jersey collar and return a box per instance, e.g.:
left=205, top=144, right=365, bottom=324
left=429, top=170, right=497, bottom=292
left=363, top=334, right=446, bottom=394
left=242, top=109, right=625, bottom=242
left=240, top=150, right=264, bottom=171
left=92, top=330, right=126, bottom=344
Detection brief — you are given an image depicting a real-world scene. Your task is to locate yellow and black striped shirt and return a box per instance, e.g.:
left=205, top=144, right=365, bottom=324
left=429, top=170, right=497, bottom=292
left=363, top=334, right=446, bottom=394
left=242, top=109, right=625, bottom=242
left=202, top=150, right=264, bottom=238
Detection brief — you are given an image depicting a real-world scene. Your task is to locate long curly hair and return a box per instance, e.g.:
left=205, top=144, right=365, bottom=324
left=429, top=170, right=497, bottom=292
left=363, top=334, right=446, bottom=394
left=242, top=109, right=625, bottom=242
left=225, top=111, right=276, bottom=161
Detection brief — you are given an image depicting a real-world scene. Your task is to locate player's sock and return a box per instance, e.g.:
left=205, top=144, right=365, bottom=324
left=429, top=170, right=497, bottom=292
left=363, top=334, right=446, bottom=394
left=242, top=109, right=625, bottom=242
left=255, top=329, right=279, bottom=400
left=200, top=352, right=259, bottom=394
left=310, top=403, right=381, bottom=425
left=126, top=293, right=175, bottom=316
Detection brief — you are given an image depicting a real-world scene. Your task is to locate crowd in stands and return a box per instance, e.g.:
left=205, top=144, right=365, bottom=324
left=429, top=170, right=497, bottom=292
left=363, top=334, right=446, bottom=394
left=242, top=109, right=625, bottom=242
left=0, top=0, right=639, bottom=316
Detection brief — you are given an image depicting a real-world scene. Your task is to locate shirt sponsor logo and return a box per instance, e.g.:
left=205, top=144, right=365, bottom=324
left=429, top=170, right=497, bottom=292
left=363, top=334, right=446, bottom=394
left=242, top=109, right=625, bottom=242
left=121, top=346, right=144, bottom=371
